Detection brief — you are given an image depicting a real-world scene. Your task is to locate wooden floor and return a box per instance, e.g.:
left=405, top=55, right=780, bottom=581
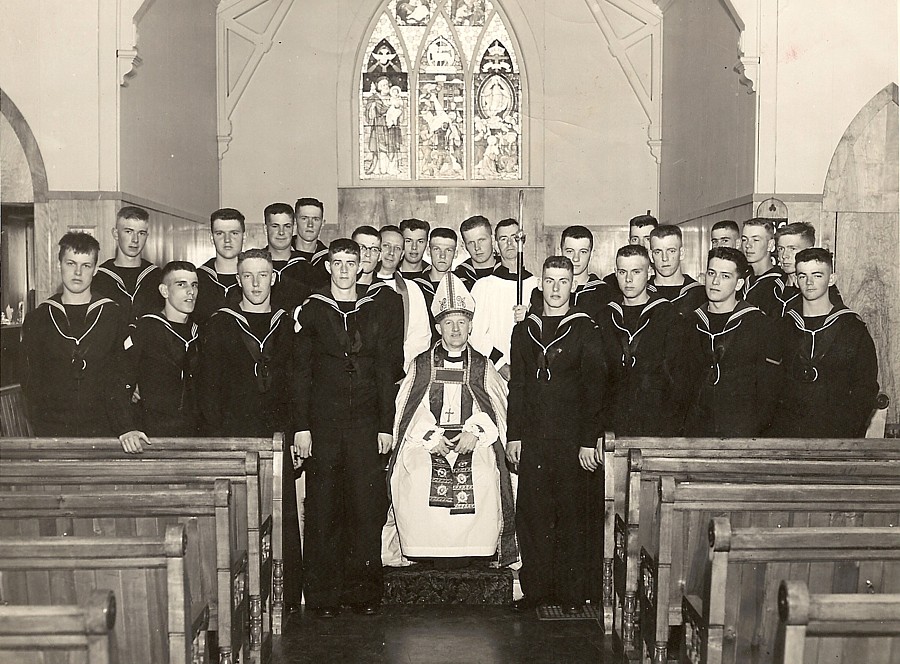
left=273, top=605, right=613, bottom=663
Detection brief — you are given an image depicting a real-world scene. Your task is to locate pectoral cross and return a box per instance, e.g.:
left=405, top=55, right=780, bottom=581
left=442, top=404, right=455, bottom=422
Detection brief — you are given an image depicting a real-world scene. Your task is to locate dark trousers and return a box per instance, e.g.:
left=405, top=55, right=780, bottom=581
left=303, top=424, right=388, bottom=608
left=517, top=437, right=590, bottom=605
left=282, top=462, right=303, bottom=607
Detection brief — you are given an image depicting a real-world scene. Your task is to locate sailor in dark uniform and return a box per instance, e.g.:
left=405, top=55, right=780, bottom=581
left=773, top=221, right=844, bottom=316
left=769, top=248, right=879, bottom=438
left=454, top=215, right=499, bottom=290
left=23, top=232, right=137, bottom=443
left=684, top=248, right=781, bottom=437
left=507, top=256, right=607, bottom=613
left=260, top=202, right=311, bottom=310
left=602, top=213, right=659, bottom=292
left=399, top=217, right=431, bottom=279
left=740, top=217, right=785, bottom=317
left=194, top=207, right=245, bottom=323
left=598, top=244, right=692, bottom=436
left=123, top=261, right=201, bottom=449
left=647, top=224, right=706, bottom=316
left=92, top=205, right=163, bottom=322
left=292, top=197, right=329, bottom=289
left=292, top=239, right=404, bottom=617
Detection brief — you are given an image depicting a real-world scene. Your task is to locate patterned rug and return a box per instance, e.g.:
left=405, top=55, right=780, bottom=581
left=536, top=603, right=601, bottom=621
left=383, top=566, right=513, bottom=605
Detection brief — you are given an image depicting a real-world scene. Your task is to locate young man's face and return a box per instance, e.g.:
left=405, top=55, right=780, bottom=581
left=295, top=205, right=324, bottom=243
left=379, top=231, right=404, bottom=272
left=461, top=225, right=494, bottom=265
left=542, top=266, right=573, bottom=310
left=561, top=237, right=592, bottom=277
left=326, top=250, right=361, bottom=289
left=59, top=249, right=97, bottom=296
left=402, top=228, right=428, bottom=265
left=710, top=228, right=739, bottom=249
left=495, top=223, right=520, bottom=263
left=160, top=270, right=199, bottom=315
left=429, top=237, right=457, bottom=274
left=238, top=257, right=275, bottom=306
left=795, top=260, right=835, bottom=302
left=776, top=233, right=813, bottom=275
left=629, top=224, right=653, bottom=250
left=353, top=233, right=382, bottom=275
left=741, top=224, right=774, bottom=264
left=113, top=217, right=149, bottom=258
left=649, top=235, right=683, bottom=278
left=437, top=312, right=472, bottom=352
left=615, top=254, right=650, bottom=299
left=705, top=257, right=744, bottom=304
left=211, top=218, right=245, bottom=261
left=266, top=213, right=295, bottom=252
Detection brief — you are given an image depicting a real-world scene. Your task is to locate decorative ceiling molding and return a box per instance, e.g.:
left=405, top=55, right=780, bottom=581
left=216, top=0, right=294, bottom=159
left=725, top=0, right=759, bottom=93
left=117, top=0, right=155, bottom=86
left=585, top=0, right=664, bottom=163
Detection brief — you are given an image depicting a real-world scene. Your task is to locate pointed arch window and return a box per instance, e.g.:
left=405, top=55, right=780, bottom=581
left=359, top=0, right=523, bottom=182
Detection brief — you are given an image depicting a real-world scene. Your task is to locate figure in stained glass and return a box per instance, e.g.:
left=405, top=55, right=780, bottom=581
left=397, top=0, right=432, bottom=26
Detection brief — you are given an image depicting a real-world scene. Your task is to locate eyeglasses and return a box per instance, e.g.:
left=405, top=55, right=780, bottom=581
left=360, top=246, right=382, bottom=255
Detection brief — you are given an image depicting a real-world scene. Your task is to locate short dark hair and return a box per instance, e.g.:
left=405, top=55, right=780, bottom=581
left=58, top=232, right=100, bottom=262
left=650, top=224, right=682, bottom=242
left=380, top=224, right=402, bottom=239
left=495, top=218, right=519, bottom=237
left=629, top=214, right=658, bottom=230
left=294, top=197, right=324, bottom=216
left=711, top=219, right=740, bottom=235
left=400, top=218, right=430, bottom=235
left=160, top=261, right=197, bottom=281
left=237, top=248, right=273, bottom=268
left=707, top=247, right=749, bottom=279
left=460, top=215, right=492, bottom=236
left=328, top=238, right=360, bottom=260
left=795, top=247, right=834, bottom=271
left=117, top=205, right=149, bottom=223
left=775, top=221, right=816, bottom=246
left=560, top=225, right=593, bottom=249
left=430, top=227, right=458, bottom=243
left=210, top=208, right=246, bottom=233
left=351, top=225, right=381, bottom=242
left=616, top=244, right=650, bottom=261
left=543, top=255, right=574, bottom=274
left=742, top=217, right=775, bottom=236
left=264, top=203, right=295, bottom=223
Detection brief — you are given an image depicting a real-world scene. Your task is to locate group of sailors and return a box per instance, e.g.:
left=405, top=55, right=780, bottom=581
left=21, top=199, right=879, bottom=617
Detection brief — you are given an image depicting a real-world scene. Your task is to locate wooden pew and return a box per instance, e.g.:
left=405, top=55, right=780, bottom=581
left=0, top=434, right=286, bottom=639
left=0, top=452, right=267, bottom=659
left=600, top=433, right=900, bottom=632
left=0, top=384, right=32, bottom=436
left=682, top=518, right=900, bottom=664
left=0, top=481, right=245, bottom=664
left=777, top=581, right=900, bottom=664
left=0, top=589, right=117, bottom=664
left=638, top=480, right=900, bottom=664
left=0, top=524, right=207, bottom=664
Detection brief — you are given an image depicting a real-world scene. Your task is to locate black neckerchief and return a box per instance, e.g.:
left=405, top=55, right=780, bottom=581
left=524, top=310, right=592, bottom=381
left=693, top=301, right=760, bottom=385
left=45, top=295, right=116, bottom=378
left=607, top=296, right=668, bottom=368
left=96, top=261, right=158, bottom=301
left=216, top=306, right=287, bottom=392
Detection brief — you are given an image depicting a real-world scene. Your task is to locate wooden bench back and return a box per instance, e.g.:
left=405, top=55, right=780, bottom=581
left=778, top=581, right=900, bottom=664
left=681, top=521, right=900, bottom=664
left=0, top=524, right=205, bottom=664
left=0, top=589, right=117, bottom=664
left=0, top=481, right=247, bottom=663
left=0, top=384, right=32, bottom=437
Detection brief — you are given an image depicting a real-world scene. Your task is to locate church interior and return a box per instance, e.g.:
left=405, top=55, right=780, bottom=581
left=1, top=0, right=898, bottom=662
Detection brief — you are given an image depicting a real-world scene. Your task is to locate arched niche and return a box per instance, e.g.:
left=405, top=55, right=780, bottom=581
left=0, top=88, right=48, bottom=203
left=825, top=82, right=899, bottom=423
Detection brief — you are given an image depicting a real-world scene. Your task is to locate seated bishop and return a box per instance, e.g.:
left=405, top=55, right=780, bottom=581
left=384, top=273, right=517, bottom=567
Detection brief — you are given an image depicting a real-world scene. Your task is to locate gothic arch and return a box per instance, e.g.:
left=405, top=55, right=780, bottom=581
left=0, top=88, right=49, bottom=202
left=336, top=0, right=544, bottom=186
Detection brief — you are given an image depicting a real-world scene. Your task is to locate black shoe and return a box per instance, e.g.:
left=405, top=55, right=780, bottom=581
left=315, top=606, right=339, bottom=618
left=512, top=597, right=537, bottom=612
left=352, top=602, right=379, bottom=616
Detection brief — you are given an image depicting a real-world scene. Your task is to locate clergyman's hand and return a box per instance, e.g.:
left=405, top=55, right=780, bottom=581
left=119, top=430, right=151, bottom=454
left=506, top=440, right=521, bottom=465
left=430, top=437, right=452, bottom=456
left=450, top=431, right=478, bottom=454
left=377, top=432, right=394, bottom=455
left=294, top=430, right=313, bottom=463
left=578, top=446, right=600, bottom=472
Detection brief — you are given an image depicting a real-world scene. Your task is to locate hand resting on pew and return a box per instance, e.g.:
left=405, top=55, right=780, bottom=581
left=118, top=429, right=151, bottom=454
left=578, top=446, right=600, bottom=472
left=293, top=430, right=312, bottom=468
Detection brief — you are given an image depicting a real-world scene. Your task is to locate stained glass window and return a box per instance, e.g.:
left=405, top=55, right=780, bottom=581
left=359, top=0, right=522, bottom=181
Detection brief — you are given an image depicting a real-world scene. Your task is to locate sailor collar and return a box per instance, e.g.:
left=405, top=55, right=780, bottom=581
left=136, top=313, right=199, bottom=351
left=574, top=274, right=604, bottom=292
left=198, top=261, right=240, bottom=294
left=785, top=305, right=857, bottom=336
left=743, top=266, right=784, bottom=295
left=295, top=240, right=328, bottom=265
left=694, top=300, right=760, bottom=333
left=216, top=306, right=288, bottom=350
left=523, top=311, right=591, bottom=380
left=96, top=261, right=158, bottom=300
left=648, top=276, right=703, bottom=301
left=45, top=295, right=116, bottom=346
left=300, top=290, right=378, bottom=331
left=608, top=294, right=668, bottom=324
